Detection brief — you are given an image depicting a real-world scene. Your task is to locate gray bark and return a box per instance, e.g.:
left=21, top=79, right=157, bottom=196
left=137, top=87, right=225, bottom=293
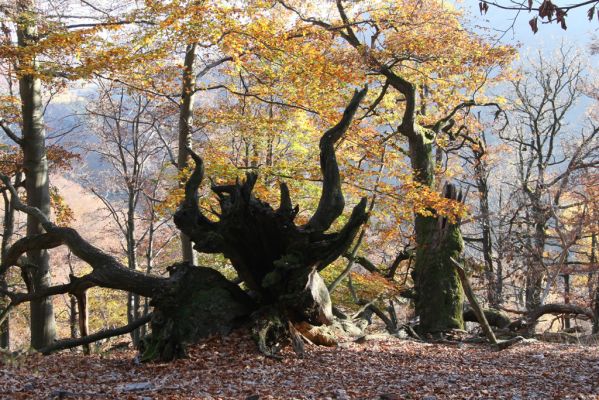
left=126, top=189, right=141, bottom=346
left=16, top=0, right=56, bottom=349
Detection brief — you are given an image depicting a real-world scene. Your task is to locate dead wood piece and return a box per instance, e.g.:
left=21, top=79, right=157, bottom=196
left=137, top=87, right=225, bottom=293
left=536, top=331, right=581, bottom=344
left=294, top=321, right=337, bottom=347
left=496, top=336, right=525, bottom=350
left=450, top=257, right=497, bottom=345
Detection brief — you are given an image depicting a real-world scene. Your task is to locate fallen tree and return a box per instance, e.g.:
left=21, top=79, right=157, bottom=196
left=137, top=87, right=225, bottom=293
left=0, top=88, right=369, bottom=361
left=527, top=303, right=594, bottom=323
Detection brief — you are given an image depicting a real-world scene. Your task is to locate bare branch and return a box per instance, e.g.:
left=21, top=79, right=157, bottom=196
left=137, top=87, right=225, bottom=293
left=39, top=313, right=152, bottom=355
left=0, top=119, right=22, bottom=145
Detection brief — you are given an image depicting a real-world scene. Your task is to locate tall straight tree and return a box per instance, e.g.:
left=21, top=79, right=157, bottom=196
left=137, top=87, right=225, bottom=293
left=16, top=0, right=56, bottom=348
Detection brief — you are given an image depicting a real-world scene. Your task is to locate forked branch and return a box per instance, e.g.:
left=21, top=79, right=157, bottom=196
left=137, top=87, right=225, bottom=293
left=304, top=86, right=368, bottom=232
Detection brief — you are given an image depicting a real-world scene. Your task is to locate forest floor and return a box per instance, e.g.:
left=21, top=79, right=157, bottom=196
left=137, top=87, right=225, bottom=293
left=1, top=330, right=598, bottom=400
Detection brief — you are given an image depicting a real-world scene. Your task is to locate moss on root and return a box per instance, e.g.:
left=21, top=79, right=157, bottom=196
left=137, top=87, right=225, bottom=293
left=141, top=264, right=255, bottom=361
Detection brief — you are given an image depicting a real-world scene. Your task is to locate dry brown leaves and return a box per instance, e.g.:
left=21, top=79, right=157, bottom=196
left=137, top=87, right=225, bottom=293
left=1, top=331, right=598, bottom=399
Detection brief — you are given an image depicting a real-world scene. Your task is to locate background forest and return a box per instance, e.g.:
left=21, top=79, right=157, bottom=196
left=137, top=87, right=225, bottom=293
left=0, top=1, right=598, bottom=397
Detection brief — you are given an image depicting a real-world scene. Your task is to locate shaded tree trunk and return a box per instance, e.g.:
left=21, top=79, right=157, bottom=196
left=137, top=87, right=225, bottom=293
left=376, top=64, right=466, bottom=334
left=76, top=291, right=90, bottom=355
left=0, top=174, right=20, bottom=349
left=406, top=130, right=464, bottom=334
left=166, top=88, right=368, bottom=357
left=412, top=184, right=465, bottom=334
left=69, top=295, right=77, bottom=340
left=525, top=208, right=547, bottom=312
left=16, top=0, right=56, bottom=349
left=562, top=273, right=570, bottom=330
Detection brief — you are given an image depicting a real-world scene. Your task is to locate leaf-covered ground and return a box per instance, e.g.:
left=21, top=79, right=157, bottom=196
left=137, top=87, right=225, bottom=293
left=1, top=331, right=598, bottom=399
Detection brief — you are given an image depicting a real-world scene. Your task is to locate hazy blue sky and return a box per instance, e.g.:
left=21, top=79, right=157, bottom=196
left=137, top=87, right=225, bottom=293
left=459, top=1, right=598, bottom=61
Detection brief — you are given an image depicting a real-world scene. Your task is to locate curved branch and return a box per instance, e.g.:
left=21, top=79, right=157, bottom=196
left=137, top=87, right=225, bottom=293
left=528, top=303, right=594, bottom=323
left=0, top=274, right=95, bottom=305
left=0, top=232, right=63, bottom=276
left=304, top=87, right=368, bottom=232
left=0, top=119, right=22, bottom=146
left=380, top=69, right=416, bottom=137
left=313, top=197, right=369, bottom=270
left=174, top=148, right=223, bottom=253
left=0, top=174, right=167, bottom=298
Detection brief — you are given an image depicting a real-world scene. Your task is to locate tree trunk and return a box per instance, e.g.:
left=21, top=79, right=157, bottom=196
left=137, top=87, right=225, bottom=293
left=126, top=190, right=141, bottom=347
left=473, top=143, right=501, bottom=308
left=381, top=69, right=465, bottom=335
left=525, top=210, right=546, bottom=313
left=177, top=43, right=198, bottom=265
left=76, top=291, right=90, bottom=355
left=408, top=132, right=464, bottom=334
left=16, top=0, right=56, bottom=349
left=562, top=273, right=571, bottom=330
left=0, top=174, right=19, bottom=349
left=167, top=88, right=369, bottom=357
left=69, top=295, right=77, bottom=340
left=591, top=233, right=598, bottom=334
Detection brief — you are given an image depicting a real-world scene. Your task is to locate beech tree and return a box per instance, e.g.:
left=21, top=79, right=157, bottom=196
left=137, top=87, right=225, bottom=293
left=274, top=0, right=515, bottom=334
left=0, top=0, right=58, bottom=349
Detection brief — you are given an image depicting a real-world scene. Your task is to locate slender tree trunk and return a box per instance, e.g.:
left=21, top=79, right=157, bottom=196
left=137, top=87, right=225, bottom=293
left=66, top=251, right=77, bottom=341
left=126, top=190, right=140, bottom=346
left=69, top=295, right=77, bottom=340
left=141, top=208, right=155, bottom=338
left=16, top=0, right=56, bottom=349
left=562, top=273, right=571, bottom=330
left=76, top=291, right=90, bottom=355
left=473, top=149, right=500, bottom=307
left=178, top=43, right=198, bottom=265
left=591, top=233, right=598, bottom=334
left=0, top=174, right=19, bottom=349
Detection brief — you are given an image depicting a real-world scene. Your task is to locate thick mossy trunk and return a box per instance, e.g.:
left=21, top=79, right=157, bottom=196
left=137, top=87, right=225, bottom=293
left=408, top=129, right=465, bottom=335
left=140, top=263, right=255, bottom=361
left=139, top=263, right=336, bottom=361
left=412, top=214, right=464, bottom=334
